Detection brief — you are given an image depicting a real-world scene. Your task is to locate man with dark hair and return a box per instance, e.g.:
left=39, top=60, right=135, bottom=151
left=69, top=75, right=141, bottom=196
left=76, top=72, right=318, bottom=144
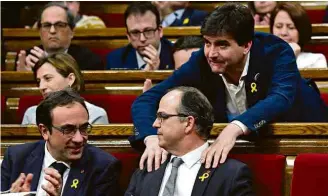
left=126, top=86, right=254, bottom=196
left=1, top=89, right=120, bottom=195
left=106, top=2, right=174, bottom=70
left=16, top=2, right=103, bottom=71
left=131, top=3, right=328, bottom=172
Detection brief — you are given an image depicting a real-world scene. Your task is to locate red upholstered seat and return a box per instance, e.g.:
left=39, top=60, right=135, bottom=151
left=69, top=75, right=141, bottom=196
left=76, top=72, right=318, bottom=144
left=90, top=48, right=114, bottom=65
left=321, top=93, right=328, bottom=106
left=291, top=153, right=328, bottom=196
left=306, top=9, right=326, bottom=24
left=112, top=152, right=140, bottom=195
left=84, top=13, right=125, bottom=27
left=18, top=94, right=138, bottom=124
left=229, top=154, right=286, bottom=196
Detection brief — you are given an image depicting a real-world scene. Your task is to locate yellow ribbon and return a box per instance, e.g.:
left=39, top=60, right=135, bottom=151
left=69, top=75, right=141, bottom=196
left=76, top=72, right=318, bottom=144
left=183, top=18, right=190, bottom=25
left=251, top=82, right=257, bottom=93
left=71, top=179, right=79, bottom=189
left=199, top=172, right=210, bottom=182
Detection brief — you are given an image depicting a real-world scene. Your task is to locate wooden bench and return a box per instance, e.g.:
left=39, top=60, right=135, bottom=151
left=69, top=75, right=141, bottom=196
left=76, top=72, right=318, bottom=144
left=1, top=123, right=328, bottom=196
left=1, top=70, right=328, bottom=124
left=3, top=25, right=328, bottom=70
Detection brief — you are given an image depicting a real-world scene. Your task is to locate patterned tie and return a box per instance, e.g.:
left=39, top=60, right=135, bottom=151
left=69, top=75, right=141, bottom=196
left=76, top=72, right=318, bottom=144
left=163, top=157, right=184, bottom=196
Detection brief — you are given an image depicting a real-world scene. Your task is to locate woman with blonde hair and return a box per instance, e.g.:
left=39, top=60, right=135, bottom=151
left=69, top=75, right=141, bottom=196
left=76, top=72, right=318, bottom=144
left=22, top=52, right=109, bottom=124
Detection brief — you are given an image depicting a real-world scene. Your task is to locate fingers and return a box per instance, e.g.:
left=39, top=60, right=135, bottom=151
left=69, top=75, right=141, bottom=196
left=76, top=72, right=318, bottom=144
left=10, top=173, right=26, bottom=192
left=30, top=46, right=45, bottom=59
left=161, top=149, right=168, bottom=164
left=139, top=150, right=149, bottom=170
left=42, top=168, right=62, bottom=196
left=21, top=173, right=33, bottom=192
left=26, top=54, right=39, bottom=68
left=154, top=148, right=163, bottom=170
left=143, top=79, right=153, bottom=92
left=142, top=45, right=160, bottom=70
left=16, top=50, right=29, bottom=71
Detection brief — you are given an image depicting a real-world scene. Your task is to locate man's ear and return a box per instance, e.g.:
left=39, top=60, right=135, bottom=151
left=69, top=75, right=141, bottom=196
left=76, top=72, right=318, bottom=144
left=184, top=116, right=196, bottom=134
left=243, top=40, right=252, bottom=54
left=39, top=123, right=50, bottom=141
left=158, top=26, right=163, bottom=38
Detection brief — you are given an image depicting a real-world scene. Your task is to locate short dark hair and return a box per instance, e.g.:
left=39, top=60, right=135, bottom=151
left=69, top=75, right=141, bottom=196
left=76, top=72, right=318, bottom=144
left=169, top=86, right=214, bottom=139
left=36, top=88, right=88, bottom=133
left=201, top=3, right=254, bottom=46
left=173, top=36, right=204, bottom=53
left=124, top=2, right=160, bottom=29
left=37, top=2, right=75, bottom=29
left=270, top=2, right=311, bottom=49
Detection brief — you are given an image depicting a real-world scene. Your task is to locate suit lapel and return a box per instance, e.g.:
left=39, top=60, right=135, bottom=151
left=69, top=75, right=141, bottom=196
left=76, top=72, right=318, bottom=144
left=144, top=156, right=171, bottom=195
left=191, top=165, right=216, bottom=196
left=124, top=47, right=139, bottom=69
left=23, top=141, right=45, bottom=191
left=62, top=148, right=88, bottom=196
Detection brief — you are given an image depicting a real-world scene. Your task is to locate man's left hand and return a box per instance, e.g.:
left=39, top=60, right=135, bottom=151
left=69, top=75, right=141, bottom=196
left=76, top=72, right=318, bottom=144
left=143, top=45, right=160, bottom=71
left=201, top=123, right=243, bottom=168
left=41, top=168, right=63, bottom=196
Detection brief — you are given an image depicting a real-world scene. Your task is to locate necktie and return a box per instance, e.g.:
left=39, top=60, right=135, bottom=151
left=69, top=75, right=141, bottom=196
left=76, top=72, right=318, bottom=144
left=50, top=162, right=68, bottom=177
left=162, top=157, right=184, bottom=196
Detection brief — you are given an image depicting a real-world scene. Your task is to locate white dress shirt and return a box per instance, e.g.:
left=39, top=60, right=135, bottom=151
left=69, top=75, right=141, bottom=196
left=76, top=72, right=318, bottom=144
left=36, top=142, right=71, bottom=196
left=297, top=52, right=327, bottom=69
left=221, top=53, right=250, bottom=134
left=136, top=43, right=162, bottom=69
left=162, top=9, right=185, bottom=27
left=158, top=142, right=209, bottom=196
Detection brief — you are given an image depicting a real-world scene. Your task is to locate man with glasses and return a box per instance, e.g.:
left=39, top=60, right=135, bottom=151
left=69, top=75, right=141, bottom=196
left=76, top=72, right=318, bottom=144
left=16, top=2, right=103, bottom=71
left=106, top=2, right=174, bottom=70
left=1, top=89, right=121, bottom=195
left=126, top=86, right=253, bottom=196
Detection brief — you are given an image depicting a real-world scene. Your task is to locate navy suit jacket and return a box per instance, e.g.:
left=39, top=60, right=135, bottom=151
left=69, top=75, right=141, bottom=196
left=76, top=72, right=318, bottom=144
left=171, top=8, right=208, bottom=27
left=106, top=38, right=174, bottom=70
left=130, top=32, right=328, bottom=148
left=1, top=141, right=121, bottom=196
left=125, top=157, right=254, bottom=196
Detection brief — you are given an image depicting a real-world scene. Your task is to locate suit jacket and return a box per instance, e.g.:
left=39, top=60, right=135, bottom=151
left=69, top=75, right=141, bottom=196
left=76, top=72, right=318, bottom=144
left=125, top=157, right=254, bottom=196
left=170, top=8, right=208, bottom=27
left=130, top=32, right=328, bottom=148
left=19, top=44, right=104, bottom=70
left=1, top=140, right=121, bottom=196
left=106, top=38, right=174, bottom=70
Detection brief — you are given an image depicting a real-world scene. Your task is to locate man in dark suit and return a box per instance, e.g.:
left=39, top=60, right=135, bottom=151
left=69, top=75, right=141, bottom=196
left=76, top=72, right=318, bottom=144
left=126, top=86, right=254, bottom=196
left=16, top=2, right=103, bottom=71
left=106, top=2, right=174, bottom=70
left=154, top=1, right=208, bottom=27
left=1, top=89, right=120, bottom=195
left=130, top=3, right=328, bottom=172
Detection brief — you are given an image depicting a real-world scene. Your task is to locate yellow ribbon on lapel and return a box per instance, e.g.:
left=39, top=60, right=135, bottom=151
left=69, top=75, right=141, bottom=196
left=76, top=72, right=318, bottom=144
left=251, top=82, right=257, bottom=93
left=183, top=18, right=190, bottom=25
left=199, top=170, right=211, bottom=182
left=71, top=179, right=79, bottom=189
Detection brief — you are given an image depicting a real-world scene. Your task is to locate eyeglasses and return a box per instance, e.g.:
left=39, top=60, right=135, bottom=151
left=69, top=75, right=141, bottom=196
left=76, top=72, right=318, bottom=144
left=156, top=112, right=189, bottom=124
left=51, top=123, right=92, bottom=137
left=128, top=28, right=158, bottom=40
left=40, top=22, right=69, bottom=31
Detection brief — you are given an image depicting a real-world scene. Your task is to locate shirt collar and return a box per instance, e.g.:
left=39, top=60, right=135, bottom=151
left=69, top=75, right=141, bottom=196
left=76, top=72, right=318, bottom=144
left=136, top=42, right=162, bottom=69
left=44, top=49, right=68, bottom=57
left=170, top=142, right=209, bottom=169
left=44, top=141, right=71, bottom=169
left=240, top=52, right=250, bottom=81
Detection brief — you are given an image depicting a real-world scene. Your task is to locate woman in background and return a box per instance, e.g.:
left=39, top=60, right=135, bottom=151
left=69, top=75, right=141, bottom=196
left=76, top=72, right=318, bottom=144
left=270, top=2, right=327, bottom=69
left=248, top=1, right=277, bottom=25
left=22, top=53, right=109, bottom=124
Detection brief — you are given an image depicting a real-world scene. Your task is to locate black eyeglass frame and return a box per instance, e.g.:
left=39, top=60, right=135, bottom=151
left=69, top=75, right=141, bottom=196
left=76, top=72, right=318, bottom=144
left=51, top=123, right=92, bottom=137
left=40, top=21, right=69, bottom=31
left=156, top=112, right=189, bottom=123
left=127, top=27, right=159, bottom=40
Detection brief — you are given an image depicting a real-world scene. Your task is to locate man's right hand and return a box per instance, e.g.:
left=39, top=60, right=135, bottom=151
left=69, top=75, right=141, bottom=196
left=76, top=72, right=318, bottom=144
left=140, top=135, right=168, bottom=172
left=10, top=173, right=33, bottom=192
left=26, top=46, right=46, bottom=68
left=16, top=50, right=31, bottom=71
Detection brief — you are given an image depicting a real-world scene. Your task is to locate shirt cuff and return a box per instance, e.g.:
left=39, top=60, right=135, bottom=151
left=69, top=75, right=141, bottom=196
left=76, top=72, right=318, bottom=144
left=143, top=135, right=158, bottom=145
left=231, top=120, right=250, bottom=135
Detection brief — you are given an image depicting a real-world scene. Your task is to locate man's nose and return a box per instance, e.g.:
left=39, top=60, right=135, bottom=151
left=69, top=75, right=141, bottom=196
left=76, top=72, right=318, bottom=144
left=71, top=130, right=85, bottom=143
left=49, top=25, right=56, bottom=34
left=208, top=46, right=219, bottom=58
left=152, top=118, right=160, bottom=128
left=140, top=32, right=147, bottom=41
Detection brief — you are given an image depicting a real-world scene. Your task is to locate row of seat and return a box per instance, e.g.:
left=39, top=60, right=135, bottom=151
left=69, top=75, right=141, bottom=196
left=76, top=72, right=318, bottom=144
left=2, top=123, right=328, bottom=196
left=2, top=93, right=328, bottom=124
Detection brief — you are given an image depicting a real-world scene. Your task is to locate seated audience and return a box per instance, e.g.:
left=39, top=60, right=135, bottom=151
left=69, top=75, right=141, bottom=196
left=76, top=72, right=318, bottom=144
left=22, top=53, right=109, bottom=125
left=270, top=2, right=327, bottom=68
left=248, top=1, right=277, bottom=25
left=1, top=89, right=120, bottom=195
left=106, top=2, right=174, bottom=70
left=17, top=2, right=103, bottom=71
left=64, top=1, right=106, bottom=29
left=153, top=1, right=208, bottom=27
left=143, top=35, right=204, bottom=92
left=126, top=86, right=254, bottom=196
